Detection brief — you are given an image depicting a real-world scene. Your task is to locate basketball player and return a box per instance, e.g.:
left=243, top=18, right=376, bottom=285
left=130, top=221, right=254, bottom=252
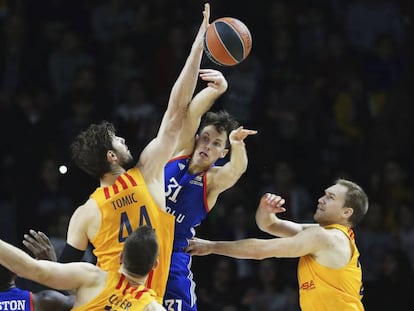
left=0, top=264, right=73, bottom=311
left=1, top=226, right=166, bottom=310
left=187, top=179, right=369, bottom=311
left=22, top=3, right=212, bottom=304
left=162, top=68, right=257, bottom=309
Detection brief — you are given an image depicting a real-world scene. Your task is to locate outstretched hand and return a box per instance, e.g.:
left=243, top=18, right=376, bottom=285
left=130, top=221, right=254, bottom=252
left=185, top=237, right=213, bottom=256
left=23, top=230, right=57, bottom=261
left=259, top=193, right=286, bottom=214
left=229, top=126, right=258, bottom=144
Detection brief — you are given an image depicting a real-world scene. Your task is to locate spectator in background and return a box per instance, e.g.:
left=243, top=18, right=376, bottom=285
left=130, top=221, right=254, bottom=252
left=31, top=157, right=74, bottom=234
left=395, top=203, right=414, bottom=271
left=0, top=13, right=28, bottom=94
left=57, top=90, right=98, bottom=154
left=344, top=0, right=406, bottom=53
left=363, top=34, right=407, bottom=93
left=260, top=161, right=313, bottom=222
left=63, top=65, right=111, bottom=116
left=363, top=249, right=414, bottom=309
left=148, top=25, right=190, bottom=104
left=297, top=3, right=330, bottom=59
left=354, top=202, right=394, bottom=284
left=218, top=57, right=264, bottom=127
left=370, top=160, right=414, bottom=229
left=112, top=77, right=159, bottom=156
left=241, top=259, right=299, bottom=311
left=215, top=204, right=259, bottom=281
left=196, top=258, right=241, bottom=311
left=107, top=42, right=145, bottom=103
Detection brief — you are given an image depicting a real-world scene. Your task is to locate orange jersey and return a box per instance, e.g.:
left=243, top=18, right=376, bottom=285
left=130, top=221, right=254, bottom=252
left=90, top=167, right=175, bottom=302
left=72, top=271, right=158, bottom=311
left=297, top=224, right=364, bottom=311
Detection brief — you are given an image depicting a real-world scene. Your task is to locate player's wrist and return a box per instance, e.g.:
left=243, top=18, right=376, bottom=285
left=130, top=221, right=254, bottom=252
left=229, top=140, right=245, bottom=147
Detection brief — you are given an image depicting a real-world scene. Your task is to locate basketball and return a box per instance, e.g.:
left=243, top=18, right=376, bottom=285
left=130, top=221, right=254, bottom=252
left=203, top=17, right=252, bottom=66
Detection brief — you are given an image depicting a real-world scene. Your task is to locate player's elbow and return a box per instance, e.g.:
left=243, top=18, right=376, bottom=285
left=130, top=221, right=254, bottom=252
left=256, top=221, right=267, bottom=233
left=231, top=163, right=248, bottom=179
left=255, top=217, right=272, bottom=234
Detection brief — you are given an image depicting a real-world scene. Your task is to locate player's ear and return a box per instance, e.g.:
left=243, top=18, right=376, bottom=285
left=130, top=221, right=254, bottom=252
left=152, top=258, right=159, bottom=270
left=118, top=251, right=123, bottom=264
left=107, top=150, right=117, bottom=162
left=343, top=207, right=354, bottom=218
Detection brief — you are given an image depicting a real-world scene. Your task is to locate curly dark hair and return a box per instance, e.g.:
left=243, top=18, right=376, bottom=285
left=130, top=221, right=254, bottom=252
left=70, top=120, right=116, bottom=179
left=199, top=110, right=239, bottom=148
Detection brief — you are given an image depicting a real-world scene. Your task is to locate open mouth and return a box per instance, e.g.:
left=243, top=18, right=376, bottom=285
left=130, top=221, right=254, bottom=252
left=199, top=151, right=208, bottom=158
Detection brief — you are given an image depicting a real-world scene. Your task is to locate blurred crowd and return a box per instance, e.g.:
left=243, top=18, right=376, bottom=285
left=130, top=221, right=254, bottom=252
left=0, top=0, right=413, bottom=310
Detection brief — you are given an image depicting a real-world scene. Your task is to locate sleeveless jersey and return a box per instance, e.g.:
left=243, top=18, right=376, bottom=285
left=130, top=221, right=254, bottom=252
left=72, top=271, right=158, bottom=311
left=90, top=167, right=175, bottom=302
left=163, top=156, right=210, bottom=310
left=164, top=156, right=209, bottom=251
left=297, top=224, right=364, bottom=311
left=0, top=287, right=34, bottom=311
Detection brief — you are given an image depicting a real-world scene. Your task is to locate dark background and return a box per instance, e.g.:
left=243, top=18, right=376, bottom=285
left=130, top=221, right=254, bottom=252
left=0, top=0, right=413, bottom=310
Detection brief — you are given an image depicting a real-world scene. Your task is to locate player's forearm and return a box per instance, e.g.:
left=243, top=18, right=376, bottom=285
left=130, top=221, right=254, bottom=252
left=255, top=206, right=280, bottom=233
left=169, top=44, right=204, bottom=112
left=210, top=239, right=267, bottom=260
left=228, top=141, right=248, bottom=175
left=256, top=211, right=307, bottom=237
left=0, top=239, right=39, bottom=279
left=189, top=87, right=223, bottom=117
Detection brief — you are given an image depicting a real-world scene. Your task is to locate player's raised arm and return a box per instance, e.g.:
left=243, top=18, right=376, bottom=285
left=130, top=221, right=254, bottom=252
left=138, top=3, right=211, bottom=174
left=174, top=69, right=229, bottom=156
left=256, top=193, right=318, bottom=237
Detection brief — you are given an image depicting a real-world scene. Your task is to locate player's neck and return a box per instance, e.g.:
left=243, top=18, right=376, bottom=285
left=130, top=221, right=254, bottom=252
left=188, top=161, right=209, bottom=175
left=101, top=168, right=126, bottom=186
left=120, top=270, right=147, bottom=287
left=0, top=282, right=15, bottom=291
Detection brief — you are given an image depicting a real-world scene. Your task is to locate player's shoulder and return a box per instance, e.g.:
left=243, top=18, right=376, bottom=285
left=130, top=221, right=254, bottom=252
left=72, top=198, right=99, bottom=219
left=310, top=225, right=350, bottom=246
left=303, top=225, right=332, bottom=239
left=78, top=198, right=99, bottom=211
left=205, top=165, right=221, bottom=182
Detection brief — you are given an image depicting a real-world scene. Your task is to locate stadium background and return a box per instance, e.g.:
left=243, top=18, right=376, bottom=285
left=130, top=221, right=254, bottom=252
left=0, top=0, right=413, bottom=309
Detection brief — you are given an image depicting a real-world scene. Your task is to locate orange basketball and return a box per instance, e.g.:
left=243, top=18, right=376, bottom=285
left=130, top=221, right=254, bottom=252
left=203, top=17, right=252, bottom=66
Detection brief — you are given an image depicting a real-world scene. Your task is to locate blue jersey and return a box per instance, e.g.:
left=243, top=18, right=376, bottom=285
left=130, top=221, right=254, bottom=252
left=0, top=288, right=34, bottom=311
left=164, top=156, right=209, bottom=251
left=164, top=156, right=210, bottom=311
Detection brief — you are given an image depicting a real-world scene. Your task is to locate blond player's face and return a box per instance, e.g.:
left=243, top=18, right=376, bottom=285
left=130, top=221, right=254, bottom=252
left=193, top=125, right=228, bottom=168
left=314, top=184, right=348, bottom=225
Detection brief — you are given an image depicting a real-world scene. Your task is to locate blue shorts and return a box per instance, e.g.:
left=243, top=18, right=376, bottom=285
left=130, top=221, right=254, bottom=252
left=164, top=251, right=197, bottom=311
